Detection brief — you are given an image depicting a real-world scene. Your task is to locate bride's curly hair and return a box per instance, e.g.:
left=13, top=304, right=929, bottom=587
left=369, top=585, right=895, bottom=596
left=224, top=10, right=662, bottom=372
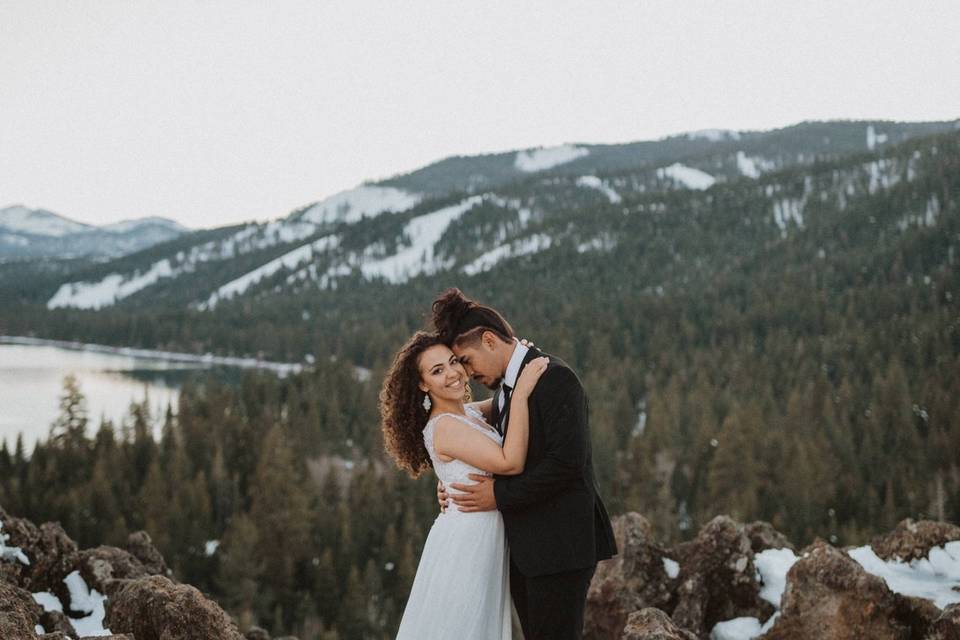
left=379, top=331, right=442, bottom=478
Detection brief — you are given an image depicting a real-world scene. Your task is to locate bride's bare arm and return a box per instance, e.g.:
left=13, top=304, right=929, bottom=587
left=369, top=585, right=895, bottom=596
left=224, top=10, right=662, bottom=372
left=434, top=357, right=548, bottom=476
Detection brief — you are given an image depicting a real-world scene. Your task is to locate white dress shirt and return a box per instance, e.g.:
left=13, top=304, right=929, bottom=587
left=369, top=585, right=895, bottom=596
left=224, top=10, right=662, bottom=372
left=498, top=339, right=529, bottom=414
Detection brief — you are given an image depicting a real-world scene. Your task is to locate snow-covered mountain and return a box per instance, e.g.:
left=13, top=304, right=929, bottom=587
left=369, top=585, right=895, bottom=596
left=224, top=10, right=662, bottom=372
left=0, top=206, right=188, bottom=260
left=5, top=118, right=958, bottom=313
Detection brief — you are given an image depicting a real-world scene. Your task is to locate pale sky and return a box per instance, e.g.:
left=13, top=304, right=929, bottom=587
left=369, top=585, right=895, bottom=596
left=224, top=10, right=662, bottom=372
left=2, top=1, right=958, bottom=229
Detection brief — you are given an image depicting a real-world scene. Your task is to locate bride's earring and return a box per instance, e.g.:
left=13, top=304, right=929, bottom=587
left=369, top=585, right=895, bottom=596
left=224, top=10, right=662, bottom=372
left=422, top=393, right=432, bottom=411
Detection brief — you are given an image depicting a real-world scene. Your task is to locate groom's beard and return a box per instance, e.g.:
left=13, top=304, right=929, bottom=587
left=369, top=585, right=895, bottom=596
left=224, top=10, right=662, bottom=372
left=477, top=375, right=503, bottom=391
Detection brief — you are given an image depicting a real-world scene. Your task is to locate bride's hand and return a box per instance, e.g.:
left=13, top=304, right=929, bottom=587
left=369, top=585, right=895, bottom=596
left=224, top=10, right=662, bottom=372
left=519, top=337, right=535, bottom=348
left=514, top=357, right=549, bottom=398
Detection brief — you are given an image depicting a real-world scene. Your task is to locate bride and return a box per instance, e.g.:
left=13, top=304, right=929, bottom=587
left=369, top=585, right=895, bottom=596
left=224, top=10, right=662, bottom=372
left=379, top=331, right=548, bottom=640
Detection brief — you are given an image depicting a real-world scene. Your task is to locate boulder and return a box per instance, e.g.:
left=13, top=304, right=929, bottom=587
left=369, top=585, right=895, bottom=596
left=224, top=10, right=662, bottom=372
left=126, top=530, right=170, bottom=576
left=76, top=545, right=151, bottom=597
left=670, top=516, right=774, bottom=637
left=871, top=519, right=960, bottom=562
left=744, top=521, right=796, bottom=553
left=925, top=603, right=960, bottom=640
left=105, top=574, right=245, bottom=640
left=0, top=508, right=79, bottom=593
left=620, top=608, right=698, bottom=640
left=0, top=578, right=43, bottom=638
left=585, top=512, right=675, bottom=639
left=39, top=608, right=79, bottom=638
left=761, top=540, right=912, bottom=639
left=245, top=627, right=271, bottom=640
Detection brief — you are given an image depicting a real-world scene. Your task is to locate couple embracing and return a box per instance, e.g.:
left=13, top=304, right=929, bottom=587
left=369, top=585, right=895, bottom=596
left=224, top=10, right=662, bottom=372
left=379, top=288, right=617, bottom=639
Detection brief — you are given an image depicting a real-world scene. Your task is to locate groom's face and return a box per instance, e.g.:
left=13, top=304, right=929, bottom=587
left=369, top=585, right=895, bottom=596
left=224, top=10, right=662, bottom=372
left=451, top=337, right=503, bottom=391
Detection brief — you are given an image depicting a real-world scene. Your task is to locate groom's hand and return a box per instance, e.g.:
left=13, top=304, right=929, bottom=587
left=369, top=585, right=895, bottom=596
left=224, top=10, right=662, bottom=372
left=437, top=480, right=449, bottom=513
left=449, top=474, right=497, bottom=512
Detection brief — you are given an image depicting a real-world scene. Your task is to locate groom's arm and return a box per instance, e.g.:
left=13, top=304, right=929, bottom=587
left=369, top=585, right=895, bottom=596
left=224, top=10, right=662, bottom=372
left=492, top=365, right=587, bottom=512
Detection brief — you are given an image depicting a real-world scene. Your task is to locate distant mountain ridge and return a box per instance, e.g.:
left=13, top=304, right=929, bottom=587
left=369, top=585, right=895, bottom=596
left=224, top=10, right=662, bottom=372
left=0, top=205, right=188, bottom=260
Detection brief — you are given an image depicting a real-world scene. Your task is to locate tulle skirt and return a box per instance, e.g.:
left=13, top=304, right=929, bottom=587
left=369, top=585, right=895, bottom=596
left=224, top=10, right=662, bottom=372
left=396, top=509, right=511, bottom=640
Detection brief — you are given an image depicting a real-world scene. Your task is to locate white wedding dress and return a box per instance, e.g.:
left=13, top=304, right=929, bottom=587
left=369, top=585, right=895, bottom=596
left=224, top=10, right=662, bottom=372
left=395, top=406, right=512, bottom=640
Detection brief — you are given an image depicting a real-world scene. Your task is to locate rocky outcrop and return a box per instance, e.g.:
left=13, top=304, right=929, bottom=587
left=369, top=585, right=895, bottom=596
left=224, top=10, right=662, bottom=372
left=585, top=513, right=675, bottom=639
left=1, top=579, right=44, bottom=638
left=671, top=516, right=775, bottom=637
left=76, top=545, right=152, bottom=597
left=585, top=513, right=960, bottom=640
left=760, top=539, right=922, bottom=640
left=104, top=574, right=245, bottom=640
left=871, top=519, right=960, bottom=562
left=926, top=603, right=960, bottom=640
left=1, top=507, right=280, bottom=640
left=744, top=521, right=795, bottom=554
left=126, top=530, right=170, bottom=577
left=619, top=608, right=698, bottom=640
left=0, top=506, right=79, bottom=596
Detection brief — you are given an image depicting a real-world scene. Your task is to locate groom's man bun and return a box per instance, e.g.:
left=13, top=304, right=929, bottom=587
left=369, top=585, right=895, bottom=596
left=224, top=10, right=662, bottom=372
left=431, top=287, right=514, bottom=347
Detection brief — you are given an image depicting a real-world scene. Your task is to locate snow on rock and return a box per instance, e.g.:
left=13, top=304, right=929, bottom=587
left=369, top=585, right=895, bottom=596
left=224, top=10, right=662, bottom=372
left=201, top=234, right=339, bottom=309
left=755, top=547, right=798, bottom=606
left=204, top=540, right=220, bottom=556
left=773, top=198, right=804, bottom=234
left=657, top=163, right=716, bottom=190
left=867, top=125, right=889, bottom=151
left=48, top=258, right=176, bottom=310
left=687, top=129, right=741, bottom=142
left=64, top=570, right=111, bottom=636
left=462, top=234, right=553, bottom=276
left=711, top=616, right=763, bottom=640
left=576, top=176, right=622, bottom=203
left=1, top=518, right=31, bottom=565
left=662, top=557, right=680, bottom=579
left=300, top=185, right=421, bottom=226
left=0, top=205, right=93, bottom=237
left=515, top=144, right=589, bottom=172
left=848, top=541, right=960, bottom=609
left=33, top=590, right=64, bottom=613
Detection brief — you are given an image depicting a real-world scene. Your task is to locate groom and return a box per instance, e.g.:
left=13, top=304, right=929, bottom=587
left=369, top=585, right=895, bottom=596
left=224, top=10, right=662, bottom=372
left=432, top=288, right=617, bottom=640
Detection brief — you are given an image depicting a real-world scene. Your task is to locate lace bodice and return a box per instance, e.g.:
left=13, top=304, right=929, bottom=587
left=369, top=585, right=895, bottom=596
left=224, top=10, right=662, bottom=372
left=423, top=406, right=503, bottom=491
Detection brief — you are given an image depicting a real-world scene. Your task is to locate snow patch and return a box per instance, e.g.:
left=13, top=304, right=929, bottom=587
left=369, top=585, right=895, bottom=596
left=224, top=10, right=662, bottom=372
left=755, top=547, right=798, bottom=607
left=657, top=163, right=716, bottom=190
left=48, top=259, right=175, bottom=310
left=867, top=125, right=889, bottom=151
left=773, top=199, right=804, bottom=235
left=848, top=541, right=960, bottom=609
left=462, top=234, right=553, bottom=275
left=0, top=205, right=92, bottom=237
left=576, top=176, right=622, bottom=203
left=1, top=518, right=31, bottom=565
left=64, top=570, right=111, bottom=636
left=711, top=616, right=763, bottom=640
left=300, top=185, right=421, bottom=226
left=201, top=234, right=339, bottom=309
left=33, top=591, right=64, bottom=612
left=736, top=152, right=774, bottom=179
left=687, top=129, right=741, bottom=142
left=204, top=540, right=220, bottom=556
left=515, top=145, right=589, bottom=172
left=327, top=196, right=485, bottom=284
left=662, top=557, right=680, bottom=578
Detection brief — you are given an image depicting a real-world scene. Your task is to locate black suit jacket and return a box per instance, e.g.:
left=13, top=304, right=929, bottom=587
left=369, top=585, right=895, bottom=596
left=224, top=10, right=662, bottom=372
left=492, top=347, right=617, bottom=577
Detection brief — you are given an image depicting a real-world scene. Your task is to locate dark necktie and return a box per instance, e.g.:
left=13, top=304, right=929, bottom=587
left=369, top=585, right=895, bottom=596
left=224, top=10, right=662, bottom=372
left=497, top=383, right=512, bottom=435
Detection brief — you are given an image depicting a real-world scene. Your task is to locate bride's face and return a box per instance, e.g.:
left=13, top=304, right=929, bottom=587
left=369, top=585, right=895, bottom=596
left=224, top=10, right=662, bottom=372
left=417, top=345, right=467, bottom=403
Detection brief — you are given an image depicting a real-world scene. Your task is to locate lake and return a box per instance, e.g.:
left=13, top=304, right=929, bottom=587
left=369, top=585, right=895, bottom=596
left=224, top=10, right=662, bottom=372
left=0, top=336, right=303, bottom=452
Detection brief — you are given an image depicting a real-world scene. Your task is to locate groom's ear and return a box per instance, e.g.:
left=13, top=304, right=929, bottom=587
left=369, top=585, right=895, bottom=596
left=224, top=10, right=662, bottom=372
left=481, top=330, right=498, bottom=351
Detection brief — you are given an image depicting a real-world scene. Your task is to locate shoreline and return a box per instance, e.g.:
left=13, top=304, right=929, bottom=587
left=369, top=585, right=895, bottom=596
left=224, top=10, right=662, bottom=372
left=0, top=334, right=305, bottom=377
